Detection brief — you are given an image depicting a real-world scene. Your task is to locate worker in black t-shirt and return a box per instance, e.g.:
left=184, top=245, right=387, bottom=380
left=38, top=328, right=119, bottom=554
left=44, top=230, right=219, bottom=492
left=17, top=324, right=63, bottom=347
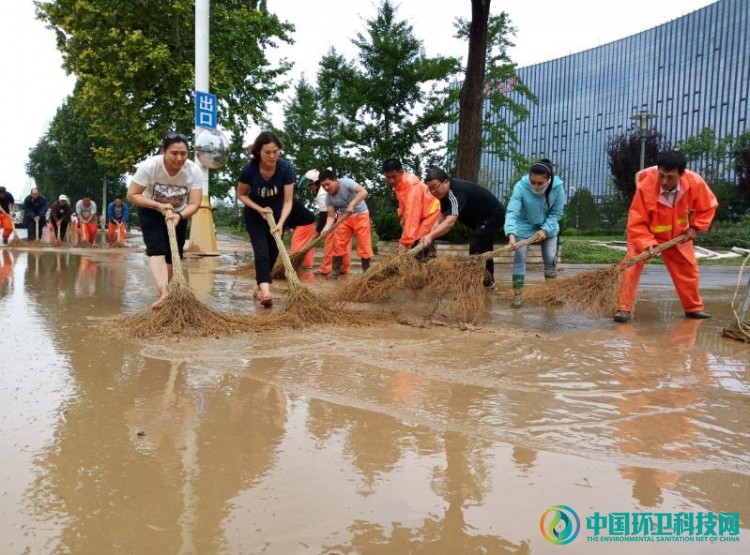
left=422, top=168, right=505, bottom=289
left=0, top=186, right=15, bottom=245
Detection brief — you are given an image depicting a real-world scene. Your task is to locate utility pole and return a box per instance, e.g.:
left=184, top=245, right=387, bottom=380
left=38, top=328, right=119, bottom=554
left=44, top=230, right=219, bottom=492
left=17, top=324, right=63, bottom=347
left=189, top=0, right=220, bottom=255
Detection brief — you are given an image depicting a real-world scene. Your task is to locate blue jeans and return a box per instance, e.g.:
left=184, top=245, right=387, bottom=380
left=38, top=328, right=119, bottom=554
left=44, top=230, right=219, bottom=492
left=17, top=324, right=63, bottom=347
left=513, top=235, right=559, bottom=278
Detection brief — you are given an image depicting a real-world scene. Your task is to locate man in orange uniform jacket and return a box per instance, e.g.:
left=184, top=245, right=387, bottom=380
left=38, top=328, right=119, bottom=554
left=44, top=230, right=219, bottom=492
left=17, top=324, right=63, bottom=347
left=382, top=158, right=441, bottom=259
left=614, top=150, right=718, bottom=323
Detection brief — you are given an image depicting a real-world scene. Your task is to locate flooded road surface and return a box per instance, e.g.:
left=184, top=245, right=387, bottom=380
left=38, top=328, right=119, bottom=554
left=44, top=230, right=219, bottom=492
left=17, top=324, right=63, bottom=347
left=1, top=247, right=748, bottom=554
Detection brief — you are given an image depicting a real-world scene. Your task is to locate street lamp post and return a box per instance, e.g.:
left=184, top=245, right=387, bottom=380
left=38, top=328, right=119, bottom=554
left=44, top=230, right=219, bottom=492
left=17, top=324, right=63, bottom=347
left=630, top=110, right=657, bottom=170
left=189, top=0, right=220, bottom=255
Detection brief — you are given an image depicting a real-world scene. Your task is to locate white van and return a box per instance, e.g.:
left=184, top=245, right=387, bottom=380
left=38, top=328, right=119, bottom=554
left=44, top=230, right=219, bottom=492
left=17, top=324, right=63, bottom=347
left=13, top=209, right=25, bottom=228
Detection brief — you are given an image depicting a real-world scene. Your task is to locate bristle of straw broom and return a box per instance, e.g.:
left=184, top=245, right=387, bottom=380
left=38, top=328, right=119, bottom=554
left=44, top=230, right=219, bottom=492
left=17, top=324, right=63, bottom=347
left=721, top=325, right=750, bottom=343
left=520, top=234, right=690, bottom=315
left=265, top=212, right=344, bottom=326
left=414, top=236, right=540, bottom=324
left=334, top=243, right=427, bottom=303
left=422, top=255, right=488, bottom=324
left=117, top=209, right=253, bottom=338
left=271, top=213, right=351, bottom=279
left=11, top=221, right=47, bottom=249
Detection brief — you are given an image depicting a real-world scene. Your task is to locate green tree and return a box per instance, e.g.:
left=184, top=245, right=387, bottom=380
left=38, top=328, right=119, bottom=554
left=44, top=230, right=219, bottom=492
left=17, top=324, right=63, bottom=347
left=349, top=0, right=459, bottom=176
left=606, top=129, right=669, bottom=203
left=676, top=128, right=736, bottom=184
left=676, top=128, right=750, bottom=220
left=279, top=1, right=459, bottom=217
left=277, top=55, right=365, bottom=208
left=452, top=10, right=535, bottom=181
left=35, top=0, right=293, bottom=176
left=738, top=142, right=750, bottom=203
left=566, top=188, right=602, bottom=230
left=26, top=93, right=125, bottom=204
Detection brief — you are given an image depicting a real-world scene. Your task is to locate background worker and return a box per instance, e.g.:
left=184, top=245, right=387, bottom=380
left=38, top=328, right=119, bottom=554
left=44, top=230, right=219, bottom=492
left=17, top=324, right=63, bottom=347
left=300, top=169, right=352, bottom=276
left=422, top=169, right=506, bottom=289
left=76, top=193, right=98, bottom=244
left=505, top=158, right=566, bottom=308
left=382, top=158, right=441, bottom=259
left=23, top=188, right=47, bottom=241
left=287, top=198, right=318, bottom=268
left=614, top=150, right=718, bottom=322
left=107, top=195, right=131, bottom=246
left=49, top=194, right=73, bottom=243
left=319, top=168, right=373, bottom=279
left=0, top=186, right=15, bottom=245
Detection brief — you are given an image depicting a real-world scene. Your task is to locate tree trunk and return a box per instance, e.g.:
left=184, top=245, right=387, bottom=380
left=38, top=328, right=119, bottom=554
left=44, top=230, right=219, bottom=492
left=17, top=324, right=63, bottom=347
left=455, top=0, right=491, bottom=182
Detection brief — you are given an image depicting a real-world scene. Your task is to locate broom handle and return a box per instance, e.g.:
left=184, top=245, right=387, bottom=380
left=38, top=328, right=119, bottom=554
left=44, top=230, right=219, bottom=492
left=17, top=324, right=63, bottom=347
left=265, top=212, right=302, bottom=287
left=479, top=235, right=539, bottom=261
left=165, top=209, right=187, bottom=286
left=36, top=219, right=39, bottom=241
left=622, top=234, right=689, bottom=268
left=296, top=213, right=351, bottom=255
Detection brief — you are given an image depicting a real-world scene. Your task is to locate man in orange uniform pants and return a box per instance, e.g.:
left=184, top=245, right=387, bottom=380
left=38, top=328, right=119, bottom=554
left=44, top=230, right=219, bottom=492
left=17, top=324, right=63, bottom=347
left=319, top=168, right=372, bottom=279
left=382, top=158, right=441, bottom=259
left=614, top=150, right=718, bottom=323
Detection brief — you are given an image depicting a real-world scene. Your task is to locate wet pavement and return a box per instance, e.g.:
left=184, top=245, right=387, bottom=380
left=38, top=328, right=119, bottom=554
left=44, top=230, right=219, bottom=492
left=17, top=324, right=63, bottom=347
left=1, top=245, right=748, bottom=554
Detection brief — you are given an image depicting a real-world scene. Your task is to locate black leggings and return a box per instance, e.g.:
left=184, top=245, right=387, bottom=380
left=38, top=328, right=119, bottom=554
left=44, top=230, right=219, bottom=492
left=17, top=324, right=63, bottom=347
left=244, top=207, right=278, bottom=284
left=468, top=209, right=505, bottom=286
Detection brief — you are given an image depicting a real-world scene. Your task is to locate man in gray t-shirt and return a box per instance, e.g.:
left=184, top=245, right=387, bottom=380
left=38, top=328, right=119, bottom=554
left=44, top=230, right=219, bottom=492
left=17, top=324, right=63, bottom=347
left=319, top=168, right=373, bottom=278
left=76, top=193, right=98, bottom=244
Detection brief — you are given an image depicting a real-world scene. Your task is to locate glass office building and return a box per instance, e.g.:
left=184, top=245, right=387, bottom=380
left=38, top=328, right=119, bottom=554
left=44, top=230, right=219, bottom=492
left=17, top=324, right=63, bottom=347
left=456, top=0, right=749, bottom=200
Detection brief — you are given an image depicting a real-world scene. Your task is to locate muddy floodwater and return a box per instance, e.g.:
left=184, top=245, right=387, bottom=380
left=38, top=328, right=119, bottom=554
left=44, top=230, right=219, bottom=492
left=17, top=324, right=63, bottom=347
left=1, top=245, right=749, bottom=554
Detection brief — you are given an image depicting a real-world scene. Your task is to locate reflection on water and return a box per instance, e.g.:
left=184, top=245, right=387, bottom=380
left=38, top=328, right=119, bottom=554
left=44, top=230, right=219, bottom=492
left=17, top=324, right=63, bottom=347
left=0, top=250, right=748, bottom=553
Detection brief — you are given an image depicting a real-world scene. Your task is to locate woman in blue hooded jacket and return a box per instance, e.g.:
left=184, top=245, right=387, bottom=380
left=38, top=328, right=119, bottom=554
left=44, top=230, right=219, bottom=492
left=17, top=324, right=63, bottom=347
left=504, top=159, right=566, bottom=308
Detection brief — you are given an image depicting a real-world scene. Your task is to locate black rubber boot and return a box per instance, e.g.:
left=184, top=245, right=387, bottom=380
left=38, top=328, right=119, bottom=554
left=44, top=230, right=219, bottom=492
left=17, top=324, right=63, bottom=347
left=328, top=256, right=343, bottom=279
left=361, top=258, right=371, bottom=272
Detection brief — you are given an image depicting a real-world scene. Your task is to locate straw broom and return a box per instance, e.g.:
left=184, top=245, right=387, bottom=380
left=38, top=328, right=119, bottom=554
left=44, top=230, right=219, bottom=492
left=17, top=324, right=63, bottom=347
left=521, top=234, right=690, bottom=315
left=722, top=249, right=750, bottom=343
left=271, top=213, right=350, bottom=279
left=7, top=218, right=22, bottom=247
left=264, top=212, right=344, bottom=326
left=49, top=222, right=70, bottom=248
left=20, top=219, right=47, bottom=248
left=118, top=209, right=252, bottom=338
left=78, top=220, right=92, bottom=248
left=114, top=221, right=126, bottom=248
left=419, top=236, right=540, bottom=324
left=334, top=242, right=427, bottom=303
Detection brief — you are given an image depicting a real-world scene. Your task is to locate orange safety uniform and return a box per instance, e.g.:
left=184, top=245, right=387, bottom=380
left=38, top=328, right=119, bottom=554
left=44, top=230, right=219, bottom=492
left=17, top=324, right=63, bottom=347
left=0, top=213, right=12, bottom=241
left=332, top=212, right=373, bottom=260
left=318, top=232, right=352, bottom=275
left=80, top=221, right=98, bottom=244
left=618, top=167, right=718, bottom=313
left=290, top=222, right=317, bottom=268
left=108, top=221, right=127, bottom=245
left=392, top=172, right=441, bottom=248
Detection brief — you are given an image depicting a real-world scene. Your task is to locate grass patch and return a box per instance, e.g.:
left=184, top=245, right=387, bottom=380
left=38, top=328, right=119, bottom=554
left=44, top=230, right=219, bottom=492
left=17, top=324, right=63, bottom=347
left=697, top=255, right=750, bottom=266
left=561, top=239, right=624, bottom=264
left=215, top=226, right=248, bottom=240
left=561, top=237, right=748, bottom=266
